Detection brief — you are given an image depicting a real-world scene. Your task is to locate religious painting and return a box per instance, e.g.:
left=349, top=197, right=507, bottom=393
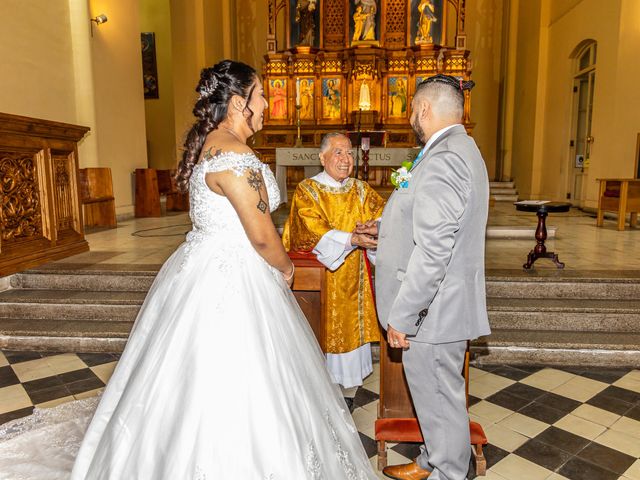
left=289, top=0, right=320, bottom=47
left=322, top=78, right=341, bottom=119
left=388, top=76, right=408, bottom=117
left=269, top=79, right=288, bottom=120
left=141, top=32, right=159, bottom=99
left=410, top=0, right=443, bottom=46
left=416, top=76, right=427, bottom=88
left=299, top=78, right=315, bottom=120
left=349, top=0, right=380, bottom=46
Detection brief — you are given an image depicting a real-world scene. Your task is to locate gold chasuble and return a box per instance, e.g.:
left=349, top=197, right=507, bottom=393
left=282, top=178, right=386, bottom=354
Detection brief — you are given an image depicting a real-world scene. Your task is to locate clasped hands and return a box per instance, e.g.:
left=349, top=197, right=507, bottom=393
left=351, top=219, right=379, bottom=249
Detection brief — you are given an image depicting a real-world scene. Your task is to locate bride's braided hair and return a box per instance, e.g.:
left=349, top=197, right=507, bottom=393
left=175, top=60, right=257, bottom=192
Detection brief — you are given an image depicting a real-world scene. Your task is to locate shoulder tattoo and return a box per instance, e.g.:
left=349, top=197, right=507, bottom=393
left=202, top=147, right=222, bottom=161
left=247, top=169, right=268, bottom=213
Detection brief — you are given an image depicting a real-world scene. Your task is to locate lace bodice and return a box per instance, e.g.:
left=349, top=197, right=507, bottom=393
left=188, top=152, right=280, bottom=238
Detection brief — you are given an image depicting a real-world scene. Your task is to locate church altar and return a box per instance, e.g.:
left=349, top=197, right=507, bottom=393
left=256, top=0, right=474, bottom=168
left=275, top=146, right=420, bottom=203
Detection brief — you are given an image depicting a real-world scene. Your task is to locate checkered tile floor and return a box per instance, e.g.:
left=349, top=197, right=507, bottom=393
left=1, top=350, right=639, bottom=480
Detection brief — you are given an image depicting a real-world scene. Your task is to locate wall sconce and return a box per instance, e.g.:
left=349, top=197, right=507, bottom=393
left=92, top=14, right=108, bottom=24
left=90, top=14, right=108, bottom=36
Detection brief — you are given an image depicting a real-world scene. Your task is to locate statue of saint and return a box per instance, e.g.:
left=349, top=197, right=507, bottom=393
left=353, top=0, right=377, bottom=42
left=352, top=6, right=366, bottom=42
left=358, top=80, right=371, bottom=110
left=416, top=0, right=437, bottom=44
left=296, top=0, right=317, bottom=46
left=300, top=79, right=314, bottom=119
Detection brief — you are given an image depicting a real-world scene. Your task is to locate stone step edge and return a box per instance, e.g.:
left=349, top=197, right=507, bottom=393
left=471, top=345, right=640, bottom=368
left=2, top=296, right=640, bottom=312
left=0, top=335, right=127, bottom=353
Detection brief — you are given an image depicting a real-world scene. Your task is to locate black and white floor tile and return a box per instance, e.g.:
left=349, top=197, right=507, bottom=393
left=1, top=350, right=639, bottom=480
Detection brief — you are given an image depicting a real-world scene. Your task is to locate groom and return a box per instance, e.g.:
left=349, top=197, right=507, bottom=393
left=359, top=75, right=490, bottom=479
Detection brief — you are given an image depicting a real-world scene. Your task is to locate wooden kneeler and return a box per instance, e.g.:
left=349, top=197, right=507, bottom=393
left=374, top=340, right=488, bottom=476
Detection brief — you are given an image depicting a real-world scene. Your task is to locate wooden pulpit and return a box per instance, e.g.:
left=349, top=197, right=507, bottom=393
left=289, top=251, right=327, bottom=351
left=376, top=336, right=488, bottom=475
left=0, top=113, right=90, bottom=277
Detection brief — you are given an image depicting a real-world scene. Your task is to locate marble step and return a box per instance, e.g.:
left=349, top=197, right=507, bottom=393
left=486, top=270, right=640, bottom=299
left=472, top=330, right=640, bottom=367
left=488, top=299, right=640, bottom=332
left=490, top=188, right=518, bottom=195
left=490, top=181, right=515, bottom=189
left=0, top=289, right=145, bottom=304
left=11, top=271, right=157, bottom=292
left=0, top=301, right=140, bottom=321
left=17, top=269, right=640, bottom=299
left=485, top=226, right=556, bottom=239
left=0, top=318, right=130, bottom=352
left=491, top=194, right=519, bottom=202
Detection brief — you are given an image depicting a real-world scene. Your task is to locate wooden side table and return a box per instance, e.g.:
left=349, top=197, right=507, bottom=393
left=596, top=178, right=640, bottom=231
left=515, top=201, right=571, bottom=269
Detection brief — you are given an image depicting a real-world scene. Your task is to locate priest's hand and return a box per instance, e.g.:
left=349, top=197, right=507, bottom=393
left=350, top=233, right=377, bottom=249
left=354, top=220, right=378, bottom=237
left=387, top=325, right=409, bottom=349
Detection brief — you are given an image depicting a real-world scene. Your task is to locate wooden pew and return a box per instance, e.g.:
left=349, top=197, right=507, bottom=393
left=596, top=178, right=640, bottom=230
left=157, top=169, right=189, bottom=212
left=135, top=168, right=189, bottom=218
left=78, top=168, right=117, bottom=228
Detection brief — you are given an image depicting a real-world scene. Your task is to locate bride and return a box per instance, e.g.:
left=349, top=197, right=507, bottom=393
left=0, top=60, right=377, bottom=479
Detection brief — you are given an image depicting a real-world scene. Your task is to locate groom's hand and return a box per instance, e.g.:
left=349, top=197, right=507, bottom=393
left=387, top=325, right=409, bottom=349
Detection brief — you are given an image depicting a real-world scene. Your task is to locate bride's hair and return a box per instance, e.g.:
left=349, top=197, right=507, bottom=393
left=175, top=60, right=257, bottom=192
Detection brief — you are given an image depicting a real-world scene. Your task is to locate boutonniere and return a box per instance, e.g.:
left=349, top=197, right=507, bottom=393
left=390, top=161, right=415, bottom=189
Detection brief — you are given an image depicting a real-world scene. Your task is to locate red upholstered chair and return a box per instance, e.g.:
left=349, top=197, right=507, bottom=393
left=374, top=346, right=488, bottom=476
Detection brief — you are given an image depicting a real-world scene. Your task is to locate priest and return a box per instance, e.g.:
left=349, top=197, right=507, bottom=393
left=282, top=132, right=385, bottom=409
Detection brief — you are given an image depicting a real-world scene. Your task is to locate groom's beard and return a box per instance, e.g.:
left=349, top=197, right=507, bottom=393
left=411, top=118, right=426, bottom=146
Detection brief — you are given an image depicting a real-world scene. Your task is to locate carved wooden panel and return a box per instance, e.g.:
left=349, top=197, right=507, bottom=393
left=0, top=151, right=43, bottom=242
left=51, top=151, right=78, bottom=232
left=320, top=58, right=343, bottom=73
left=264, top=59, right=288, bottom=75
left=293, top=59, right=315, bottom=74
left=384, top=0, right=407, bottom=48
left=388, top=58, right=409, bottom=73
left=388, top=132, right=412, bottom=144
left=443, top=51, right=469, bottom=75
left=415, top=56, right=438, bottom=73
left=264, top=133, right=290, bottom=145
left=323, top=0, right=345, bottom=48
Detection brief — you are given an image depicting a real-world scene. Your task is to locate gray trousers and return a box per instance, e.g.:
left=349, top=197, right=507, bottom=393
left=402, top=340, right=470, bottom=480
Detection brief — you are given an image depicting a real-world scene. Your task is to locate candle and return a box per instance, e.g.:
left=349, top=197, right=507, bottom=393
left=296, top=78, right=301, bottom=106
left=361, top=137, right=370, bottom=151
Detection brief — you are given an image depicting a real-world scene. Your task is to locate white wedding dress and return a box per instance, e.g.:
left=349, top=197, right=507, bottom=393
left=0, top=152, right=377, bottom=480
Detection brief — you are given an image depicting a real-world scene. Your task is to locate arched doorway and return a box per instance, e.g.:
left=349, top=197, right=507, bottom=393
left=568, top=41, right=597, bottom=205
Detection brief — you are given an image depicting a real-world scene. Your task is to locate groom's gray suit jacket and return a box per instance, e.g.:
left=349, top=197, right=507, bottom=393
left=376, top=125, right=491, bottom=343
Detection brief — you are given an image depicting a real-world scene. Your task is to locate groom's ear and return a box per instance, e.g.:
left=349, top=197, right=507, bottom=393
left=419, top=100, right=431, bottom=120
